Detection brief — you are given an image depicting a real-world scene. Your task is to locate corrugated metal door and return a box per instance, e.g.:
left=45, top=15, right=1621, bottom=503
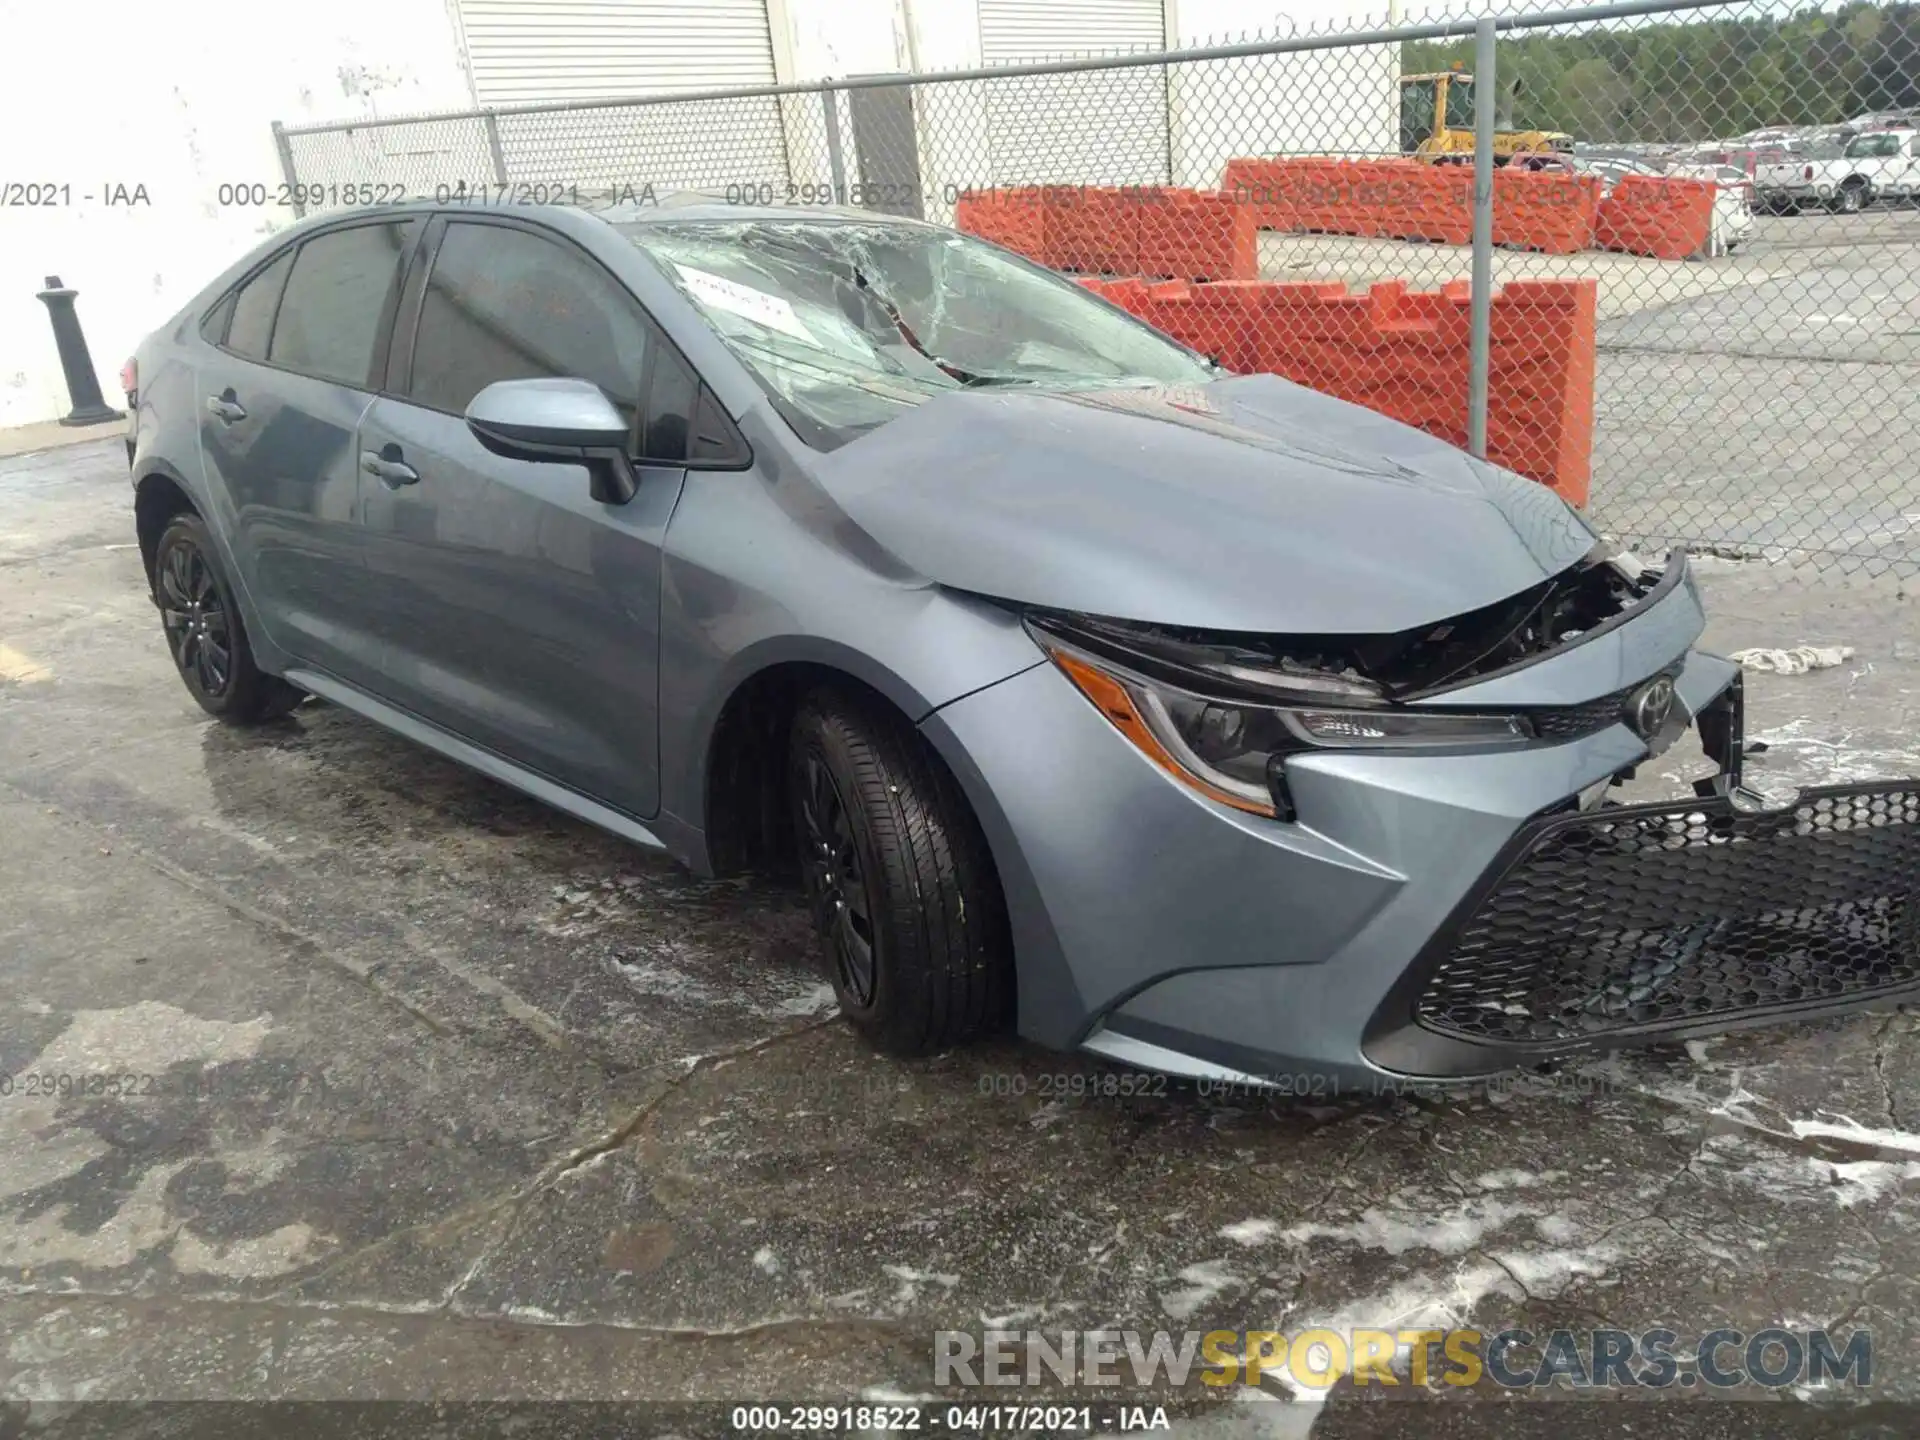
left=453, top=0, right=790, bottom=192
left=457, top=0, right=777, bottom=103
left=976, top=0, right=1171, bottom=186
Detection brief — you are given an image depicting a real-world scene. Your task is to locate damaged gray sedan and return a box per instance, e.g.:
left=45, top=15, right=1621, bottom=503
left=127, top=202, right=1920, bottom=1086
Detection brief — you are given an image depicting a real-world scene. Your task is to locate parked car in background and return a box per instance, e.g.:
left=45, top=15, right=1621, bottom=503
left=1756, top=128, right=1920, bottom=212
left=119, top=201, right=1920, bottom=1085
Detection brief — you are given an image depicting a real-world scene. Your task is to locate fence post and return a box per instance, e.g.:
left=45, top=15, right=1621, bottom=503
left=271, top=121, right=305, bottom=220
left=1467, top=15, right=1496, bottom=460
left=822, top=86, right=849, bottom=203
left=483, top=112, right=509, bottom=185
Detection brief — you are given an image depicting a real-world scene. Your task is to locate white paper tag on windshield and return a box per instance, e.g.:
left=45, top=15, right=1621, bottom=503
left=673, top=263, right=820, bottom=347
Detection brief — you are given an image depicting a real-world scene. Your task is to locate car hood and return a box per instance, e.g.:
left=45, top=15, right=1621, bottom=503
left=810, top=374, right=1598, bottom=633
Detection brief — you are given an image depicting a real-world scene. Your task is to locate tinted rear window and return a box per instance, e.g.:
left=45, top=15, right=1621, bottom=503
left=225, top=251, right=293, bottom=359
left=268, top=222, right=412, bottom=386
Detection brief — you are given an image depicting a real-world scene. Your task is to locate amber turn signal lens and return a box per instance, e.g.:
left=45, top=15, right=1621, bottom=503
left=1050, top=649, right=1277, bottom=817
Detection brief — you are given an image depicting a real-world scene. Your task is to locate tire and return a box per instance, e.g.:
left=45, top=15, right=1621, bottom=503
left=153, top=513, right=304, bottom=724
left=1835, top=182, right=1867, bottom=215
left=787, top=686, right=1013, bottom=1055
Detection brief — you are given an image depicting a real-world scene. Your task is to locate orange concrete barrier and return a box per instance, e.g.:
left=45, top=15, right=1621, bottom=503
left=1135, top=190, right=1257, bottom=281
left=1222, top=158, right=1601, bottom=255
left=1593, top=175, right=1716, bottom=260
left=952, top=187, right=1050, bottom=263
left=1493, top=170, right=1601, bottom=254
left=1045, top=186, right=1145, bottom=275
left=1079, top=274, right=1597, bottom=506
left=959, top=186, right=1256, bottom=281
left=1223, top=158, right=1471, bottom=243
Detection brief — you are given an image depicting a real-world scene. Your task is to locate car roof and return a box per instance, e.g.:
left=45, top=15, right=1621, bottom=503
left=597, top=198, right=945, bottom=229
left=271, top=197, right=948, bottom=237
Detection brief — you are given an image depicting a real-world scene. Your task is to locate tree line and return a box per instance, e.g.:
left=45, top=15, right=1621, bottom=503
left=1401, top=2, right=1920, bottom=144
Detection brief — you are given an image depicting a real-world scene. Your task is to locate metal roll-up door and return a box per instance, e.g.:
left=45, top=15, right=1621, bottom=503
left=976, top=0, right=1171, bottom=187
left=453, top=0, right=790, bottom=193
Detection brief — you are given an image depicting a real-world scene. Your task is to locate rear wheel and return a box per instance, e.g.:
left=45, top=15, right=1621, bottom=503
left=788, top=686, right=1012, bottom=1055
left=154, top=514, right=303, bottom=724
left=1834, top=180, right=1868, bottom=214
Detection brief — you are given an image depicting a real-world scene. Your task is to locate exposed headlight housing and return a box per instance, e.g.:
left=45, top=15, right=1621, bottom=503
left=1029, top=619, right=1536, bottom=819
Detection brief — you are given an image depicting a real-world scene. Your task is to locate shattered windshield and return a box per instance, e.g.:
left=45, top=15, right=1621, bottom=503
left=621, top=219, right=1217, bottom=448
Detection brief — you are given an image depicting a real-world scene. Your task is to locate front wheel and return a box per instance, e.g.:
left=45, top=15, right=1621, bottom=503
left=153, top=513, right=304, bottom=724
left=788, top=687, right=1013, bottom=1055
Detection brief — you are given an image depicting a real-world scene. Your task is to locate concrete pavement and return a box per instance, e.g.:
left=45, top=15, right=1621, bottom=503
left=4, top=439, right=1920, bottom=1433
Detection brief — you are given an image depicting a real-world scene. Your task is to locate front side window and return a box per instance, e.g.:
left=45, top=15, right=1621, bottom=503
left=408, top=223, right=649, bottom=423
left=224, top=250, right=295, bottom=360
left=268, top=222, right=412, bottom=386
left=623, top=220, right=1216, bottom=449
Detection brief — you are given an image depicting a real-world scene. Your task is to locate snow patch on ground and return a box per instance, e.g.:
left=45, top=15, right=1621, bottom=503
left=1472, top=1169, right=1568, bottom=1191
left=1824, top=1159, right=1920, bottom=1207
left=1745, top=718, right=1920, bottom=786
left=1787, top=1112, right=1920, bottom=1155
left=1160, top=1260, right=1241, bottom=1322
left=1281, top=1199, right=1534, bottom=1257
left=1266, top=1239, right=1622, bottom=1402
left=883, top=1264, right=959, bottom=1308
left=1219, top=1220, right=1279, bottom=1247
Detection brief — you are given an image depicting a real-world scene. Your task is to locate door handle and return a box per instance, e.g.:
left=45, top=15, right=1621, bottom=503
left=359, top=450, right=419, bottom=488
left=205, top=394, right=247, bottom=424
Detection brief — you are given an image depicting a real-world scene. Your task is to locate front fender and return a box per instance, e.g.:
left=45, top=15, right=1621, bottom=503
left=654, top=581, right=1044, bottom=864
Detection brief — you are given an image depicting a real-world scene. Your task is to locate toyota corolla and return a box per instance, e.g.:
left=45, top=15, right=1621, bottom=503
left=123, top=201, right=1920, bottom=1086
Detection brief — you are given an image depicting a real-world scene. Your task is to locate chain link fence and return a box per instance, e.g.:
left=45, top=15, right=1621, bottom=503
left=277, top=0, right=1920, bottom=576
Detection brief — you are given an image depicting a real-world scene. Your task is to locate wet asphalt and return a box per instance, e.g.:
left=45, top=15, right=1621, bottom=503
left=3, top=437, right=1920, bottom=1436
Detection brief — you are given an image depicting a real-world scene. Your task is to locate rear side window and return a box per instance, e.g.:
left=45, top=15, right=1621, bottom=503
left=268, top=222, right=412, bottom=386
left=408, top=223, right=648, bottom=420
left=224, top=250, right=294, bottom=359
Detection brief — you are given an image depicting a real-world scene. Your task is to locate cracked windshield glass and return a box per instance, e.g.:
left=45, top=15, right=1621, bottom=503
left=624, top=220, right=1217, bottom=445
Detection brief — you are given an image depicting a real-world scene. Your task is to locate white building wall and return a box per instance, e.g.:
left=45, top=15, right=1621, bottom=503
left=1170, top=0, right=1401, bottom=187
left=0, top=0, right=475, bottom=428
left=1, top=0, right=1392, bottom=427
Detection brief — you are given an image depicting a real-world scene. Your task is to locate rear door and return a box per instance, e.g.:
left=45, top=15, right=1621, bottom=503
left=196, top=218, right=418, bottom=687
left=356, top=215, right=696, bottom=818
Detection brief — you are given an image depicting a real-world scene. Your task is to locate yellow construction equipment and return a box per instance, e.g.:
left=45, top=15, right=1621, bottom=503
left=1398, top=68, right=1573, bottom=162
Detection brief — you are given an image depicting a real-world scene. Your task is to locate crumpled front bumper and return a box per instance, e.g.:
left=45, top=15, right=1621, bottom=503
left=923, top=551, right=1920, bottom=1086
left=1365, top=767, right=1920, bottom=1076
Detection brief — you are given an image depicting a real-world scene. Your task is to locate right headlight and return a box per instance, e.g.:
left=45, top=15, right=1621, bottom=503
left=1032, top=627, right=1535, bottom=819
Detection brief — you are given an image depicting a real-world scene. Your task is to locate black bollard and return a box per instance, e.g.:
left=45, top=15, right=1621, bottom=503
left=36, top=276, right=124, bottom=427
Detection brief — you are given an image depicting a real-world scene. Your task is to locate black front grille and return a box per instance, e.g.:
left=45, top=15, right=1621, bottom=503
left=1525, top=684, right=1638, bottom=742
left=1410, top=784, right=1920, bottom=1049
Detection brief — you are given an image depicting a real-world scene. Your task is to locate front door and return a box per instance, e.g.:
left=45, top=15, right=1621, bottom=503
left=357, top=218, right=689, bottom=819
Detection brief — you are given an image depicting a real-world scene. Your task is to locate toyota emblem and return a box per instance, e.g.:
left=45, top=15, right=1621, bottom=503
left=1626, top=676, right=1677, bottom=738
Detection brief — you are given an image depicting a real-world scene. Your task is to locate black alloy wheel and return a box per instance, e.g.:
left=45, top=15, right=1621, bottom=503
left=152, top=512, right=304, bottom=723
left=797, top=751, right=879, bottom=1007
left=786, top=686, right=1014, bottom=1055
left=159, top=535, right=233, bottom=699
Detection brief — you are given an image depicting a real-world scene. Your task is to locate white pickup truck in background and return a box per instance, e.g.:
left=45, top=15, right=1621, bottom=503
left=1756, top=128, right=1920, bottom=213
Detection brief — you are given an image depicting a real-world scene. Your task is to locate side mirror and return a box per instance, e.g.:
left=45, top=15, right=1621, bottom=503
left=465, top=377, right=638, bottom=504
